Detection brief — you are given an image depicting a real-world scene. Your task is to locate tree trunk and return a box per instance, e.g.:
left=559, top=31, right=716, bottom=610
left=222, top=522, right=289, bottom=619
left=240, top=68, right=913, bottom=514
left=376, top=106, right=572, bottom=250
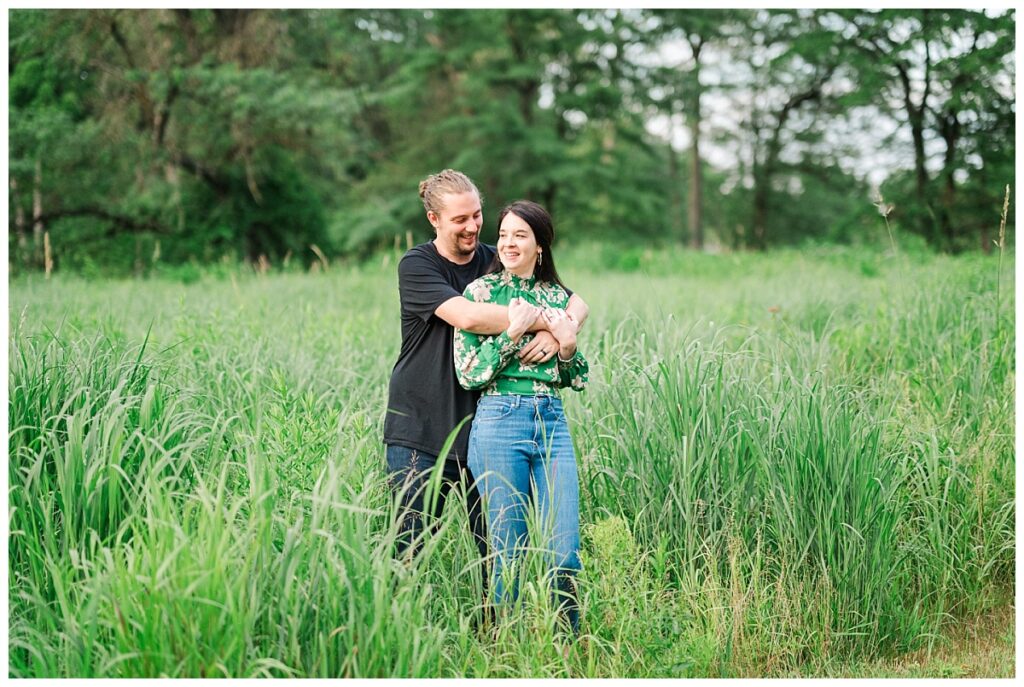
left=32, top=159, right=43, bottom=267
left=134, top=235, right=144, bottom=277
left=667, top=140, right=684, bottom=244
left=939, top=111, right=960, bottom=251
left=43, top=231, right=53, bottom=278
left=688, top=116, right=703, bottom=250
left=751, top=167, right=768, bottom=250
left=896, top=42, right=935, bottom=245
left=940, top=167, right=956, bottom=251
left=978, top=168, right=991, bottom=254
left=688, top=43, right=704, bottom=250
left=11, top=176, right=26, bottom=264
left=749, top=76, right=826, bottom=252
left=166, top=163, right=185, bottom=231
left=909, top=110, right=934, bottom=242
left=752, top=124, right=782, bottom=251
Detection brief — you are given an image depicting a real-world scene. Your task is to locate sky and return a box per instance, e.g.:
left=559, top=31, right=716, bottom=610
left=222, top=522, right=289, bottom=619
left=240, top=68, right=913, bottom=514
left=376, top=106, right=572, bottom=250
left=635, top=8, right=1014, bottom=192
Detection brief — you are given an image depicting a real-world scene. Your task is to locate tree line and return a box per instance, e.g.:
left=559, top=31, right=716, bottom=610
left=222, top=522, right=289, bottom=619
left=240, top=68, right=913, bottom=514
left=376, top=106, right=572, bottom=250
left=8, top=9, right=1015, bottom=274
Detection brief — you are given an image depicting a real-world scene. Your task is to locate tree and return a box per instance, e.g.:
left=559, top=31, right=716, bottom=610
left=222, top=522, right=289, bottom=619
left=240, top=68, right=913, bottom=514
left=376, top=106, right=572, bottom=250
left=646, top=10, right=743, bottom=249
left=10, top=9, right=357, bottom=269
left=928, top=10, right=1015, bottom=251
left=9, top=10, right=92, bottom=269
left=9, top=9, right=1013, bottom=271
left=722, top=10, right=845, bottom=249
left=826, top=8, right=1015, bottom=250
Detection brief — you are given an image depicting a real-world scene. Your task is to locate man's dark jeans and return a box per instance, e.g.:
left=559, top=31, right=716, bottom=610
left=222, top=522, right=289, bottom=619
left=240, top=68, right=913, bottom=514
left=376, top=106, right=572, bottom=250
left=385, top=445, right=490, bottom=586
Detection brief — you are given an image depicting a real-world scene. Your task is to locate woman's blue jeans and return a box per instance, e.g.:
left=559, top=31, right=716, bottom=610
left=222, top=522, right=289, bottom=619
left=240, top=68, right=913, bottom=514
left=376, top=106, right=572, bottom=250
left=467, top=394, right=580, bottom=633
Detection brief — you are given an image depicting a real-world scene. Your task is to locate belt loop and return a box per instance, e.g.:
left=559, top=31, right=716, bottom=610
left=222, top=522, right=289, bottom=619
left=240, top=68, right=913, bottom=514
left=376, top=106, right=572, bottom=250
left=512, top=395, right=521, bottom=409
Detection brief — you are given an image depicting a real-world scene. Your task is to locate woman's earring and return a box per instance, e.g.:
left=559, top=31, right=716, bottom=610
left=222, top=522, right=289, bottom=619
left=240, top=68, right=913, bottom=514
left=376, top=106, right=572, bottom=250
left=537, top=252, right=543, bottom=268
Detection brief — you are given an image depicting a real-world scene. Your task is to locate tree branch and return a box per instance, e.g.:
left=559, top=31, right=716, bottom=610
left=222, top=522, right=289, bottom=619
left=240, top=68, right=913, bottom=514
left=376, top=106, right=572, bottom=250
left=172, top=153, right=231, bottom=194
left=108, top=15, right=136, bottom=69
left=172, top=9, right=201, bottom=62
left=109, top=14, right=156, bottom=132
left=155, top=82, right=179, bottom=147
left=36, top=207, right=170, bottom=236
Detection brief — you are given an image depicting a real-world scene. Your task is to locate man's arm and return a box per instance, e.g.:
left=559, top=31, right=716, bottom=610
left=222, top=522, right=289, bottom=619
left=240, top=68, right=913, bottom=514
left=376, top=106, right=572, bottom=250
left=436, top=292, right=588, bottom=337
left=435, top=296, right=510, bottom=335
left=566, top=293, right=589, bottom=331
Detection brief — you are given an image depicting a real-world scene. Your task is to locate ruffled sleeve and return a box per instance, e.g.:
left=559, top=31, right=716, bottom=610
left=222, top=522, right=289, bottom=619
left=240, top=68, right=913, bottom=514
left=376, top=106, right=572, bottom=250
left=453, top=281, right=525, bottom=390
left=556, top=350, right=589, bottom=392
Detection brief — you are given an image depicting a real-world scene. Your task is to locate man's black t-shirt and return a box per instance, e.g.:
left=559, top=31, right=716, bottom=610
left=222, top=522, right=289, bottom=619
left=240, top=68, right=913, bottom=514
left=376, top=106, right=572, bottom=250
left=384, top=241, right=497, bottom=463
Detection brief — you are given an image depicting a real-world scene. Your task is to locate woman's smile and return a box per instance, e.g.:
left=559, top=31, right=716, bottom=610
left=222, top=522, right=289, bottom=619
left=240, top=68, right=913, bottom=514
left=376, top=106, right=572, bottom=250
left=497, top=212, right=539, bottom=276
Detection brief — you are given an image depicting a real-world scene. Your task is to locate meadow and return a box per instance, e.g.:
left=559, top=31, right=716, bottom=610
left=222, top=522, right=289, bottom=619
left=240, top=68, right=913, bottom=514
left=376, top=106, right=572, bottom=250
left=7, top=244, right=1015, bottom=677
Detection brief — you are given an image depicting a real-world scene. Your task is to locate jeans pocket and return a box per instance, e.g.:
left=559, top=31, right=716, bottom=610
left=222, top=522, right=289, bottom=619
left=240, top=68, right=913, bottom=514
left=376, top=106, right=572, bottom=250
left=544, top=398, right=567, bottom=426
left=474, top=397, right=516, bottom=423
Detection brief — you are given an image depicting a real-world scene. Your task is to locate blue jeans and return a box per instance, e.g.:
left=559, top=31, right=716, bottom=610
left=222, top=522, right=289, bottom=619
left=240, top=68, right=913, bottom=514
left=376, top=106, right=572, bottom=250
left=467, top=394, right=580, bottom=633
left=384, top=446, right=489, bottom=580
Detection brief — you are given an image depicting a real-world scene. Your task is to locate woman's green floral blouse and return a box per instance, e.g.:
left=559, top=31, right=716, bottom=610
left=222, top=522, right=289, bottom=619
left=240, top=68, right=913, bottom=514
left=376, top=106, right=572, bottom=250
left=454, top=270, right=589, bottom=396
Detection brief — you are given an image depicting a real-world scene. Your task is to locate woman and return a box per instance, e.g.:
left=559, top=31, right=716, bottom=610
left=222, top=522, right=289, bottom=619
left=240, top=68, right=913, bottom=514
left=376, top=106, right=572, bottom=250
left=454, top=200, right=588, bottom=634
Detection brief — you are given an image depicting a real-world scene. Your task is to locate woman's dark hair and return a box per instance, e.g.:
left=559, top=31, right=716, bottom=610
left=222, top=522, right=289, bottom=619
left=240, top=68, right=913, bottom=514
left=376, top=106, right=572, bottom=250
left=488, top=200, right=566, bottom=289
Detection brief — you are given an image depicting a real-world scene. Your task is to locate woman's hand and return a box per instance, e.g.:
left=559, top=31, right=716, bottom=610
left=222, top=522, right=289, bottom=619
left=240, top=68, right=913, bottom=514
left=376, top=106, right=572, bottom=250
left=507, top=297, right=540, bottom=342
left=518, top=330, right=558, bottom=364
left=542, top=308, right=577, bottom=359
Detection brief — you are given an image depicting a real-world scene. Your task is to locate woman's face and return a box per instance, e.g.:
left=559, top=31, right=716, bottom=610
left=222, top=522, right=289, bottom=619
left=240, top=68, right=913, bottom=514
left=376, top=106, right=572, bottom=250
left=497, top=212, right=540, bottom=276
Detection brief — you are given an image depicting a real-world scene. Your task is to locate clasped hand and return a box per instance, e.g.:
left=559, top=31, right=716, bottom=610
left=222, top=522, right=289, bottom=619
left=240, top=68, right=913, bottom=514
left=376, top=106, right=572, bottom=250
left=541, top=307, right=577, bottom=360
left=506, top=297, right=540, bottom=342
left=507, top=298, right=577, bottom=363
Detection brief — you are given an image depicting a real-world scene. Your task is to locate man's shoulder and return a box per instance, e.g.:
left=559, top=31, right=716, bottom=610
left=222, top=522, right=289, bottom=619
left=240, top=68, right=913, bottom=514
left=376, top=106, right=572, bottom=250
left=398, top=243, right=443, bottom=278
left=400, top=242, right=437, bottom=263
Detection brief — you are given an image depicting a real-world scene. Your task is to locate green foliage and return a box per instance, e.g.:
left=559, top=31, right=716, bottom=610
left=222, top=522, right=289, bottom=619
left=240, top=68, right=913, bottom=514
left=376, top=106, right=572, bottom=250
left=7, top=8, right=1015, bottom=274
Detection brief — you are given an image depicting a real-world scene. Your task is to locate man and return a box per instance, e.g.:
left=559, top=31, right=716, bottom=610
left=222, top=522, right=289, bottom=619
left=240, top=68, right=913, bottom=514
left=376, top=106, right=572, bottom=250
left=383, top=169, right=589, bottom=570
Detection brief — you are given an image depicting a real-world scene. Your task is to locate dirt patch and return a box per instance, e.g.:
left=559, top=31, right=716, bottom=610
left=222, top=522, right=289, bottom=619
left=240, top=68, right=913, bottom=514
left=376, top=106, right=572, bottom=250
left=817, top=599, right=1016, bottom=678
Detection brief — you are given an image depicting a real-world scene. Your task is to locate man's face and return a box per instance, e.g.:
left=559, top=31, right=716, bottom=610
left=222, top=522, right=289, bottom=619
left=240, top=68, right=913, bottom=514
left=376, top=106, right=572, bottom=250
left=429, top=191, right=482, bottom=259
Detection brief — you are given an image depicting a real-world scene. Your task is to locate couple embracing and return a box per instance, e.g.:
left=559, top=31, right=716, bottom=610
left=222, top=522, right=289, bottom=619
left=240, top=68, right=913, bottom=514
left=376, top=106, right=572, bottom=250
left=383, top=169, right=590, bottom=633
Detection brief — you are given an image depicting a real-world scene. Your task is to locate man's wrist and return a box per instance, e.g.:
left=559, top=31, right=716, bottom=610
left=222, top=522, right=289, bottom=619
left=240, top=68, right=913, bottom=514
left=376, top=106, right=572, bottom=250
left=565, top=311, right=582, bottom=334
left=557, top=339, right=577, bottom=360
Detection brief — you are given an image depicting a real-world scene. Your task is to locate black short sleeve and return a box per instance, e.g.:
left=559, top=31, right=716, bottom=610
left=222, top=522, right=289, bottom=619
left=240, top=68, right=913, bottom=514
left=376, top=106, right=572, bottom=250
left=398, top=251, right=463, bottom=322
left=385, top=242, right=496, bottom=462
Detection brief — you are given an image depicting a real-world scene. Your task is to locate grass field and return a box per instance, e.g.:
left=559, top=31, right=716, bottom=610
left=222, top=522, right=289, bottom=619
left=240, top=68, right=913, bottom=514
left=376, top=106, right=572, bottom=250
left=7, top=244, right=1015, bottom=677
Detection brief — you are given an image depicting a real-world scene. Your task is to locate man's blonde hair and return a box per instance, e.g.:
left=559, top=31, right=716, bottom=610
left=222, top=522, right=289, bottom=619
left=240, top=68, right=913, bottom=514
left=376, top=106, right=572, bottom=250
left=418, top=169, right=481, bottom=216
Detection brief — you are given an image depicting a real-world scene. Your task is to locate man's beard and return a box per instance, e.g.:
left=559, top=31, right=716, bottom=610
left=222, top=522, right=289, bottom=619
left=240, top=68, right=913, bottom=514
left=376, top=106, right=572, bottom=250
left=453, top=235, right=477, bottom=255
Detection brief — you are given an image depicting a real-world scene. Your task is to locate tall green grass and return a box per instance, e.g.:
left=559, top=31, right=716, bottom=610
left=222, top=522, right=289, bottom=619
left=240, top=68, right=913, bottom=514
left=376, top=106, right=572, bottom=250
left=8, top=246, right=1014, bottom=677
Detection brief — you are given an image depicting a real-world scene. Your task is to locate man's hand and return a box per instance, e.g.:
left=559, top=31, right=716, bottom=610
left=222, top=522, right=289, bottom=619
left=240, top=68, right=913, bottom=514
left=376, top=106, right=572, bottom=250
left=566, top=294, right=589, bottom=331
left=518, top=330, right=559, bottom=365
left=542, top=308, right=578, bottom=360
left=543, top=308, right=577, bottom=343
